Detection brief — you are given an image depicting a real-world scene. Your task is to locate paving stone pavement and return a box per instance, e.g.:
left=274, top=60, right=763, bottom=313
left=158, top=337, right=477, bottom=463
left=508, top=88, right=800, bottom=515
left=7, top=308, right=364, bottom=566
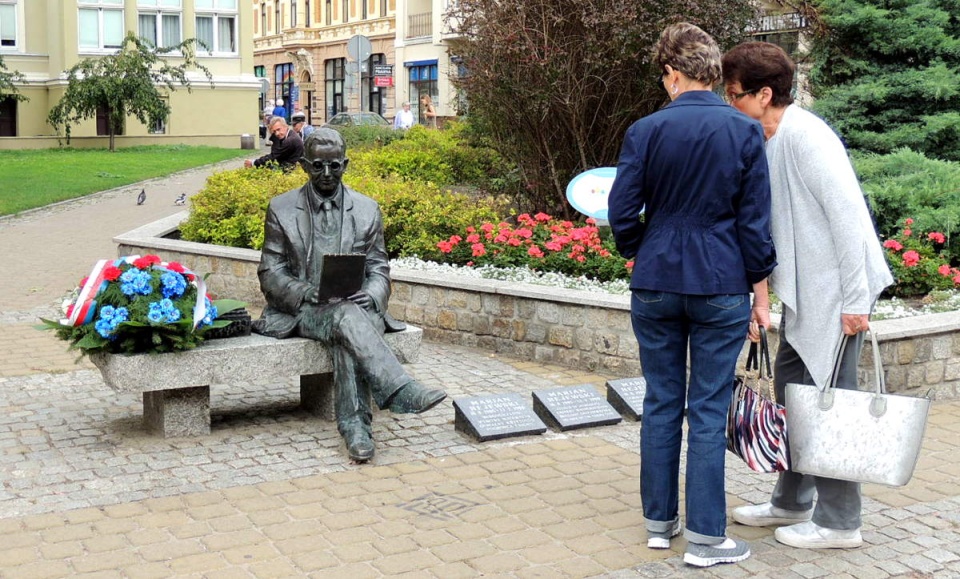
left=1, top=160, right=958, bottom=578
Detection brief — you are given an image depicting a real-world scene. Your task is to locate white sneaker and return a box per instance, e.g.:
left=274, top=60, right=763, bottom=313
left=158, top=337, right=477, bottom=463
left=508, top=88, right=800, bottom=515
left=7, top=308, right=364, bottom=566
left=732, top=502, right=813, bottom=527
left=646, top=518, right=681, bottom=549
left=775, top=521, right=863, bottom=549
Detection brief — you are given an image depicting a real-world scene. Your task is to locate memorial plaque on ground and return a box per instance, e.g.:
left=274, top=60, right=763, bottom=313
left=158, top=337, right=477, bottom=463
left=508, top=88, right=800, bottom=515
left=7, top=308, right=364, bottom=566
left=532, top=385, right=622, bottom=431
left=606, top=377, right=647, bottom=421
left=454, top=393, right=547, bottom=442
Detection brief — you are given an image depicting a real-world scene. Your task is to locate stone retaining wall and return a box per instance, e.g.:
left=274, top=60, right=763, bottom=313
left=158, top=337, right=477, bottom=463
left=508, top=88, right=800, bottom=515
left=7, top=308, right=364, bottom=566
left=116, top=212, right=960, bottom=399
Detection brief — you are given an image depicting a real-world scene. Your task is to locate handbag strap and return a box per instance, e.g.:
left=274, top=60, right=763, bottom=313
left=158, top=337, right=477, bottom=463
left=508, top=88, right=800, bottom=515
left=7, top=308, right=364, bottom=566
left=828, top=329, right=886, bottom=395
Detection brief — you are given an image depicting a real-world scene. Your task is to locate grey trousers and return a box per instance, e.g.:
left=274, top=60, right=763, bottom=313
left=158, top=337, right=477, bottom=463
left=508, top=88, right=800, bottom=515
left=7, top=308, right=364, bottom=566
left=770, top=319, right=865, bottom=530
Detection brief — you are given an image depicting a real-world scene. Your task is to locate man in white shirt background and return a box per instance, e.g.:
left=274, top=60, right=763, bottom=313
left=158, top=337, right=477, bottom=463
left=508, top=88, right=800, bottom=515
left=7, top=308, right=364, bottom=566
left=393, top=102, right=414, bottom=130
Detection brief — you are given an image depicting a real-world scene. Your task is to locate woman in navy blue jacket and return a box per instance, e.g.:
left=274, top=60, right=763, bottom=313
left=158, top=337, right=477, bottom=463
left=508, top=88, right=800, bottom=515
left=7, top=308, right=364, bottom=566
left=608, top=22, right=776, bottom=568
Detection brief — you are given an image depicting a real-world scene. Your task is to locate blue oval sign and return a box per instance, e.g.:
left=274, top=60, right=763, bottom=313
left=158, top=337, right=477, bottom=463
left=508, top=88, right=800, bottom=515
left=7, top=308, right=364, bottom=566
left=566, top=167, right=617, bottom=220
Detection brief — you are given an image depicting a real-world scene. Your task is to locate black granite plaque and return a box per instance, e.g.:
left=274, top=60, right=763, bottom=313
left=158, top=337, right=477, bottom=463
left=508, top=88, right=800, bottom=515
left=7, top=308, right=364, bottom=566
left=454, top=393, right=547, bottom=442
left=532, top=385, right=623, bottom=431
left=606, top=377, right=647, bottom=421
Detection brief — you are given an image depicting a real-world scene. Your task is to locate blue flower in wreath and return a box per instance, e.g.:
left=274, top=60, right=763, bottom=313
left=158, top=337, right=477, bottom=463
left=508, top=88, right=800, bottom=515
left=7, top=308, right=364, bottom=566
left=147, top=303, right=165, bottom=324
left=120, top=269, right=152, bottom=296
left=160, top=298, right=181, bottom=322
left=160, top=271, right=187, bottom=299
left=198, top=297, right=218, bottom=328
left=95, top=305, right=129, bottom=339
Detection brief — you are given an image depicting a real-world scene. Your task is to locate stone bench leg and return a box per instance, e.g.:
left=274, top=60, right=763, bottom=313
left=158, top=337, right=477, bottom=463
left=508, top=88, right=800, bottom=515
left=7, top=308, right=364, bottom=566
left=301, top=373, right=335, bottom=421
left=143, top=386, right=211, bottom=437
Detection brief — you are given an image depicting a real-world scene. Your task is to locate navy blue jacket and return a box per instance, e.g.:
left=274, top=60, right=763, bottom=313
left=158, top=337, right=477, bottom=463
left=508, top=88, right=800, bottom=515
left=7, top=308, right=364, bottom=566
left=608, top=91, right=776, bottom=295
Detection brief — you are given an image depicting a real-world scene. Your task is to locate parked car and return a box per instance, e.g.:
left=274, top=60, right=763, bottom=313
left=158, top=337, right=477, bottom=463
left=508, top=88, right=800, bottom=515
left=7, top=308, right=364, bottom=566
left=322, top=112, right=390, bottom=128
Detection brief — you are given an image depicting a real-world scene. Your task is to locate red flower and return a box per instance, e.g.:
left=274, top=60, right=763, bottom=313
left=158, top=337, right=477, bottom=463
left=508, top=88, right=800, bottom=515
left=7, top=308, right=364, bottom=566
left=103, top=266, right=123, bottom=281
left=133, top=254, right=161, bottom=269
left=166, top=261, right=185, bottom=273
left=437, top=241, right=454, bottom=253
left=903, top=228, right=912, bottom=237
left=626, top=260, right=634, bottom=269
left=534, top=212, right=551, bottom=222
left=883, top=239, right=903, bottom=251
left=544, top=241, right=562, bottom=251
left=928, top=232, right=946, bottom=244
left=939, top=264, right=952, bottom=276
left=79, top=276, right=89, bottom=287
left=471, top=243, right=487, bottom=257
left=528, top=246, right=544, bottom=258
left=466, top=226, right=476, bottom=234
left=585, top=217, right=596, bottom=225
left=905, top=218, right=914, bottom=226
left=466, top=233, right=481, bottom=244
left=480, top=222, right=495, bottom=234
left=507, top=237, right=522, bottom=247
left=515, top=228, right=533, bottom=239
left=902, top=250, right=921, bottom=267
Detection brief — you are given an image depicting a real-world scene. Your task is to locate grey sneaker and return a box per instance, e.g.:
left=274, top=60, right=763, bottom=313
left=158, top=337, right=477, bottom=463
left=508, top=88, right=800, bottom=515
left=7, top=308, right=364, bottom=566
left=646, top=518, right=681, bottom=549
left=774, top=521, right=863, bottom=549
left=683, top=538, right=751, bottom=567
left=732, top=502, right=813, bottom=527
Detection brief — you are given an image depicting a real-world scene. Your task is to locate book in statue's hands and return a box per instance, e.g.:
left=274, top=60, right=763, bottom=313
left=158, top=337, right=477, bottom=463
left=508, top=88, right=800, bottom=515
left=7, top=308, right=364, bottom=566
left=317, top=253, right=366, bottom=302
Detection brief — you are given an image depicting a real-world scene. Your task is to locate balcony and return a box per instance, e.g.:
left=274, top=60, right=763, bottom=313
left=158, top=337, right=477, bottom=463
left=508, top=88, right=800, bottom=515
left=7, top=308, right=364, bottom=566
left=407, top=12, right=432, bottom=39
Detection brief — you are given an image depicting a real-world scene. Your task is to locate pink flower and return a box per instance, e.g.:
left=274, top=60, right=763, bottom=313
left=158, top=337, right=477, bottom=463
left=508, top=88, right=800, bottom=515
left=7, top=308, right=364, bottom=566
left=466, top=226, right=476, bottom=234
left=515, top=228, right=533, bottom=239
left=494, top=234, right=508, bottom=243
left=902, top=250, right=921, bottom=267
left=528, top=246, right=544, bottom=258
left=939, top=264, right=952, bottom=276
left=480, top=222, right=495, bottom=234
left=903, top=228, right=912, bottom=237
left=928, top=232, right=946, bottom=244
left=954, top=274, right=960, bottom=284
left=585, top=217, right=597, bottom=225
left=883, top=239, right=903, bottom=251
left=437, top=241, right=454, bottom=253
left=507, top=237, right=522, bottom=247
left=570, top=228, right=591, bottom=241
left=534, top=212, right=551, bottom=222
left=450, top=235, right=462, bottom=244
left=544, top=241, right=563, bottom=251
left=905, top=218, right=914, bottom=226
left=466, top=233, right=481, bottom=244
left=626, top=260, right=635, bottom=269
left=471, top=243, right=486, bottom=257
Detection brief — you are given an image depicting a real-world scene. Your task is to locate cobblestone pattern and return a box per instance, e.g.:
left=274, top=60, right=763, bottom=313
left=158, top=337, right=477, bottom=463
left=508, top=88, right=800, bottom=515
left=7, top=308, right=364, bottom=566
left=0, top=341, right=958, bottom=577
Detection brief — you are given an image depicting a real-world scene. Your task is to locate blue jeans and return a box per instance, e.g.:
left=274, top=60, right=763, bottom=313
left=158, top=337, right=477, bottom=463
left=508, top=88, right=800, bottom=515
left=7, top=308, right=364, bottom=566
left=631, top=290, right=750, bottom=545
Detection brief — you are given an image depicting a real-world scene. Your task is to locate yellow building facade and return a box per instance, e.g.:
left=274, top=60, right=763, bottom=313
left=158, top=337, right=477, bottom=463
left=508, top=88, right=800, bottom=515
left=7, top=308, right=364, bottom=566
left=252, top=0, right=460, bottom=128
left=0, top=0, right=260, bottom=149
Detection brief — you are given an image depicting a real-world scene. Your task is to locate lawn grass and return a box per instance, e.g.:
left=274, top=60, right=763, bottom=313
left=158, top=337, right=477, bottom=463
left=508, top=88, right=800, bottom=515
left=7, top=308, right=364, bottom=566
left=0, top=145, right=253, bottom=216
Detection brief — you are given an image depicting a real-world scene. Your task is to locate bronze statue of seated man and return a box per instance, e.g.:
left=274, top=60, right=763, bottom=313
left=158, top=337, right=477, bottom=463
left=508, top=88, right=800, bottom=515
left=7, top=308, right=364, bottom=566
left=253, top=128, right=445, bottom=461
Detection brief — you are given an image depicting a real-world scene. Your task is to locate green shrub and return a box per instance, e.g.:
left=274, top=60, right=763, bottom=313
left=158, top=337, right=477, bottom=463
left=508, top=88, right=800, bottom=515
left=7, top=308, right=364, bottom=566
left=855, top=148, right=960, bottom=260
left=880, top=217, right=960, bottom=297
left=330, top=124, right=404, bottom=149
left=179, top=167, right=307, bottom=250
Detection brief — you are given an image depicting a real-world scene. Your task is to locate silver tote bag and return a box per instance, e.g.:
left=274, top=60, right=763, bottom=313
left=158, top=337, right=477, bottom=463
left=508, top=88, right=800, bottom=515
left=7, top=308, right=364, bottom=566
left=785, top=330, right=931, bottom=487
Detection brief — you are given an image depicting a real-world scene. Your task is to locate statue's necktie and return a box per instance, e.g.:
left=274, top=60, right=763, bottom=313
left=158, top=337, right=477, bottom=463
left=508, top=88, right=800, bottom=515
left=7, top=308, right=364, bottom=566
left=320, top=200, right=334, bottom=234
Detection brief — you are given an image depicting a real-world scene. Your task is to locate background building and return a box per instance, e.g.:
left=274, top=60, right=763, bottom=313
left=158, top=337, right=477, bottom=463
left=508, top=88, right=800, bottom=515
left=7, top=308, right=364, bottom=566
left=252, top=0, right=460, bottom=128
left=0, top=0, right=259, bottom=149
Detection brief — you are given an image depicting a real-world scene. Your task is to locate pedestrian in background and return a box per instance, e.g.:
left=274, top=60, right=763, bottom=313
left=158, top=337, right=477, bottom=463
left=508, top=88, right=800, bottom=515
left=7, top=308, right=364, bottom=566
left=292, top=111, right=315, bottom=141
left=419, top=95, right=437, bottom=128
left=607, top=22, right=776, bottom=568
left=272, top=98, right=287, bottom=123
left=393, top=102, right=414, bottom=130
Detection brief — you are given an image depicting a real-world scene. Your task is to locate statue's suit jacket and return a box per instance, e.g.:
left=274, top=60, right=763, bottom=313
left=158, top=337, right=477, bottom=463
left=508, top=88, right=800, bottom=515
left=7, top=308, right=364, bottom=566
left=257, top=183, right=391, bottom=339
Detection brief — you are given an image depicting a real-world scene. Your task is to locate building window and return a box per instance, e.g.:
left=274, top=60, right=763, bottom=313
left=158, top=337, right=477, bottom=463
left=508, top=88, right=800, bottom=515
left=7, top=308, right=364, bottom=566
left=407, top=61, right=438, bottom=125
left=275, top=1, right=280, bottom=33
left=149, top=114, right=167, bottom=134
left=305, top=0, right=310, bottom=26
left=195, top=0, right=237, bottom=55
left=78, top=0, right=124, bottom=52
left=361, top=0, right=366, bottom=20
left=290, top=0, right=296, bottom=27
left=138, top=1, right=182, bottom=49
left=0, top=0, right=19, bottom=49
left=325, top=0, right=331, bottom=25
left=341, top=0, right=348, bottom=23
left=325, top=57, right=345, bottom=119
left=379, top=0, right=386, bottom=18
left=275, top=62, right=294, bottom=117
left=364, top=53, right=385, bottom=115
left=260, top=2, right=266, bottom=35
left=0, top=96, right=16, bottom=136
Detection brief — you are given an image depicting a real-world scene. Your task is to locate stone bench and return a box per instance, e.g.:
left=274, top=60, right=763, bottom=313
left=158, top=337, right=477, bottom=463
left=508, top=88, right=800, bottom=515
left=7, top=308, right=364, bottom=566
left=89, top=327, right=423, bottom=437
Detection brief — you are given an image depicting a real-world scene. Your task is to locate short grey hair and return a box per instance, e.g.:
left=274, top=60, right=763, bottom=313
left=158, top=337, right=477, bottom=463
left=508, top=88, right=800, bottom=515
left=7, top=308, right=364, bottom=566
left=267, top=116, right=287, bottom=129
left=654, top=22, right=722, bottom=86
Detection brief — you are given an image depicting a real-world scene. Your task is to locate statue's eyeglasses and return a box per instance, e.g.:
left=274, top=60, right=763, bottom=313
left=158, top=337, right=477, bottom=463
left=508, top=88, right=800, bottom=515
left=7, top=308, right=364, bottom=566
left=301, top=159, right=344, bottom=172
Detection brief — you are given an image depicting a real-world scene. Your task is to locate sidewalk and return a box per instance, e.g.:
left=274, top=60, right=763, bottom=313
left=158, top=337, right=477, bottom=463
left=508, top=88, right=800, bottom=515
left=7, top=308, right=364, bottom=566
left=0, top=159, right=958, bottom=578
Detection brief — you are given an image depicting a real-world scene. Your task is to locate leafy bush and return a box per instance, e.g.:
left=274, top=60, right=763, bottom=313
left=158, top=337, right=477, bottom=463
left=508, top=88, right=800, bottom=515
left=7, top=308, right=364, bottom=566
left=855, top=148, right=960, bottom=260
left=881, top=218, right=960, bottom=297
left=330, top=124, right=404, bottom=149
left=427, top=212, right=631, bottom=282
left=179, top=166, right=307, bottom=250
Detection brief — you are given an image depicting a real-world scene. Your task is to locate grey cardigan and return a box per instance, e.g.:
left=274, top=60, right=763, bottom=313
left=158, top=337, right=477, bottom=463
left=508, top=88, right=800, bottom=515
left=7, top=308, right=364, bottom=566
left=767, top=106, right=893, bottom=389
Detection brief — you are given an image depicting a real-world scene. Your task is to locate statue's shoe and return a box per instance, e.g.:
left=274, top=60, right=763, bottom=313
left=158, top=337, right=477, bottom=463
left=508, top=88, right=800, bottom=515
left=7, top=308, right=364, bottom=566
left=388, top=381, right=447, bottom=414
left=343, top=427, right=375, bottom=462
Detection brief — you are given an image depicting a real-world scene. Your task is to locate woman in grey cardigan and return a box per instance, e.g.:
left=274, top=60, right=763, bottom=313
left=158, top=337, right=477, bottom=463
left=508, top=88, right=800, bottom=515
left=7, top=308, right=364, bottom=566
left=720, top=42, right=893, bottom=549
